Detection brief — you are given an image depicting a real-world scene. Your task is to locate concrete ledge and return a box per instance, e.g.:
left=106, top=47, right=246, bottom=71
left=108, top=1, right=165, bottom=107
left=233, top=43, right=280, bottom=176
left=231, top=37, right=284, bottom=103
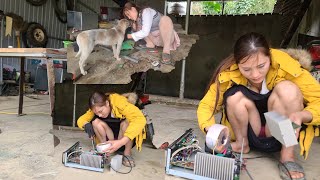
left=148, top=94, right=200, bottom=106
left=53, top=125, right=81, bottom=131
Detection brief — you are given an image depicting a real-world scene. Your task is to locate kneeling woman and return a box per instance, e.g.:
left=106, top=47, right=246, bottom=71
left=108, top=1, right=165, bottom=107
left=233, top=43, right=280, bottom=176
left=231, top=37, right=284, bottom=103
left=123, top=2, right=180, bottom=65
left=77, top=92, right=146, bottom=167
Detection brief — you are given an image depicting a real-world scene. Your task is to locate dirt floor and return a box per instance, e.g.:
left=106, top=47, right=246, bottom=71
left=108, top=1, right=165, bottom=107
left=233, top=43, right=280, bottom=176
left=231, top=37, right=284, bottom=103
left=67, top=25, right=199, bottom=84
left=1, top=95, right=320, bottom=180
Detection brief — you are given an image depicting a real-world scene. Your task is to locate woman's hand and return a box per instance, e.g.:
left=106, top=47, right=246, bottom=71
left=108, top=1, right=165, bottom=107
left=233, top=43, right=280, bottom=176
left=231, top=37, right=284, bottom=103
left=289, top=110, right=313, bottom=136
left=84, top=123, right=95, bottom=139
left=289, top=110, right=312, bottom=125
left=104, top=140, right=123, bottom=154
left=104, top=137, right=130, bottom=154
left=127, top=34, right=133, bottom=39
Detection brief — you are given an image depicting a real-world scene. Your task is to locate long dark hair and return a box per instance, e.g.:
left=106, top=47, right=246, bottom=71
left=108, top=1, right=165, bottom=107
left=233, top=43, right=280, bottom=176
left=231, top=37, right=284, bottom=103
left=122, top=2, right=142, bottom=19
left=89, top=92, right=110, bottom=110
left=209, top=32, right=271, bottom=113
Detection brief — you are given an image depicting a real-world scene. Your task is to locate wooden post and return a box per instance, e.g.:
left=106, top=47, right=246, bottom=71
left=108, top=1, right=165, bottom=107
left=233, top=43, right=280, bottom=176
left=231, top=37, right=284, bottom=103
left=46, top=59, right=55, bottom=117
left=18, top=57, right=25, bottom=116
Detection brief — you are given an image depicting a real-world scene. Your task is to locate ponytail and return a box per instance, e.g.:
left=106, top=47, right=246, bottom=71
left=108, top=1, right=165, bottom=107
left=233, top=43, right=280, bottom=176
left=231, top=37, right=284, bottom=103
left=207, top=54, right=236, bottom=114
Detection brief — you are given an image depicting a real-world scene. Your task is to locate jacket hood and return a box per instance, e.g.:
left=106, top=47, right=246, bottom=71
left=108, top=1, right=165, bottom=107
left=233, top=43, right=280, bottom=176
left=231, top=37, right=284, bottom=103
left=281, top=48, right=312, bottom=71
left=122, top=92, right=138, bottom=105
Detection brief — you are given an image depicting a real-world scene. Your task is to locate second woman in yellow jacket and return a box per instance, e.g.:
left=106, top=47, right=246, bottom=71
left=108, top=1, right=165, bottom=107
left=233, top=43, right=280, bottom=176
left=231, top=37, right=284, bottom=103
left=197, top=32, right=320, bottom=180
left=77, top=92, right=146, bottom=167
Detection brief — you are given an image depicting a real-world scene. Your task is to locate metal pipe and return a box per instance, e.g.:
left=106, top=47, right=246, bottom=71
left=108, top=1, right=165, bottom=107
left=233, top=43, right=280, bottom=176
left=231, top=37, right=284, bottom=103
left=0, top=18, right=4, bottom=91
left=185, top=0, right=191, bottom=34
left=164, top=1, right=167, bottom=15
left=179, top=0, right=191, bottom=99
left=179, top=58, right=186, bottom=99
left=73, top=84, right=77, bottom=127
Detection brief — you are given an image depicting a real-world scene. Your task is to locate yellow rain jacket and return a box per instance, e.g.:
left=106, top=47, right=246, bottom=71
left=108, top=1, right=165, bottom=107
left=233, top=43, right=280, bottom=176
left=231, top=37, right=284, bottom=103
left=197, top=49, right=320, bottom=159
left=77, top=93, right=147, bottom=151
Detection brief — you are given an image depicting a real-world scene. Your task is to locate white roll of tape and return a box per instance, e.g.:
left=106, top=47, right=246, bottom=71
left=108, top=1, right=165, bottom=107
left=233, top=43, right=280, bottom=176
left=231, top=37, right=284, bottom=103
left=96, top=142, right=111, bottom=153
left=205, top=124, right=229, bottom=153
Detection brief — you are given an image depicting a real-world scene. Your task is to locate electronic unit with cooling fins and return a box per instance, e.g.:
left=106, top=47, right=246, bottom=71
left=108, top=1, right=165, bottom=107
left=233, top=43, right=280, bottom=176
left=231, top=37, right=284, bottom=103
left=165, top=128, right=242, bottom=180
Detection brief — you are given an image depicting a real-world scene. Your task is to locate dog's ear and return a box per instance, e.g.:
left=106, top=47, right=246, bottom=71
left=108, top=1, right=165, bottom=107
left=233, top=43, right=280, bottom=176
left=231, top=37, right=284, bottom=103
left=123, top=19, right=130, bottom=27
left=115, top=19, right=119, bottom=24
left=128, top=20, right=133, bottom=27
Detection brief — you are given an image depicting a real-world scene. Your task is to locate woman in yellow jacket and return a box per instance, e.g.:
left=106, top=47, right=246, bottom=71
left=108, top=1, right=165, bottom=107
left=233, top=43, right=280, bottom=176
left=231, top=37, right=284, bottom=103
left=77, top=92, right=146, bottom=167
left=197, top=32, right=320, bottom=180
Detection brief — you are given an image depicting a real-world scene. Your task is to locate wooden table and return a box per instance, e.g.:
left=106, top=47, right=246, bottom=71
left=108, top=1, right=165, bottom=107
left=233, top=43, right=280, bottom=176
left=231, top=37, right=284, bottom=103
left=0, top=48, right=67, bottom=116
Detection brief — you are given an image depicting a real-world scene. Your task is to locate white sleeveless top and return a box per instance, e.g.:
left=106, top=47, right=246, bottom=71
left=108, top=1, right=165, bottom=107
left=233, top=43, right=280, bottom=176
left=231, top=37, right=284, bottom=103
left=260, top=79, right=269, bottom=94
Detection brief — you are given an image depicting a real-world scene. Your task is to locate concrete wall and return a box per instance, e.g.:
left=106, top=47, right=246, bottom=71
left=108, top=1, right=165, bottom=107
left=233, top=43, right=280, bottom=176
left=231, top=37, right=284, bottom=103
left=53, top=81, right=134, bottom=126
left=146, top=14, right=283, bottom=99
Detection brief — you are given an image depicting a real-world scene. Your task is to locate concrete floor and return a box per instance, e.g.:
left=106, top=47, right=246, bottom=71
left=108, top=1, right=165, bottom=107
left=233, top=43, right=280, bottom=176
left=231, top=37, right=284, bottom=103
left=0, top=95, right=320, bottom=180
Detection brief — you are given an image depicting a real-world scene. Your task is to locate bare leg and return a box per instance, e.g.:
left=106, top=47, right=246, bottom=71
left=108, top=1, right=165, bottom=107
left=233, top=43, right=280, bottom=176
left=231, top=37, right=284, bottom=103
left=226, top=91, right=262, bottom=153
left=112, top=45, right=118, bottom=60
left=268, top=81, right=304, bottom=179
left=159, top=16, right=174, bottom=54
left=92, top=119, right=114, bottom=142
left=118, top=120, right=133, bottom=156
left=144, top=36, right=156, bottom=48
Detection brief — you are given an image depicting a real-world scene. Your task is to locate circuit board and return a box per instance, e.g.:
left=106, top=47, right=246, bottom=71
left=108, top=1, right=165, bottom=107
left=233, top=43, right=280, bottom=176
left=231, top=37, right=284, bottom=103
left=168, top=129, right=202, bottom=170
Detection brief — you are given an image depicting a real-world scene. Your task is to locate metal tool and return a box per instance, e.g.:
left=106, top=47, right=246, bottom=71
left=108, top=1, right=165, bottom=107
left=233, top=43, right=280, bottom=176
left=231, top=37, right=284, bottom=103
left=91, top=139, right=96, bottom=151
left=151, top=61, right=160, bottom=68
left=122, top=55, right=139, bottom=63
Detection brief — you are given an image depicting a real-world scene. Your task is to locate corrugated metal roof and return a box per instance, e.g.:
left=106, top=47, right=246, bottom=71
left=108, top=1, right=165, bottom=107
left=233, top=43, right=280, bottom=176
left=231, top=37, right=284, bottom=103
left=1, top=0, right=67, bottom=49
left=75, top=0, right=118, bottom=13
left=273, top=0, right=302, bottom=36
left=0, top=0, right=68, bottom=82
left=273, top=0, right=313, bottom=47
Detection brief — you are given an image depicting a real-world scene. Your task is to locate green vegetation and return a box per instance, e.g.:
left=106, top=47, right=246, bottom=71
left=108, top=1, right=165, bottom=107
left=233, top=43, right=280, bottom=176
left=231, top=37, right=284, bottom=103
left=191, top=0, right=277, bottom=15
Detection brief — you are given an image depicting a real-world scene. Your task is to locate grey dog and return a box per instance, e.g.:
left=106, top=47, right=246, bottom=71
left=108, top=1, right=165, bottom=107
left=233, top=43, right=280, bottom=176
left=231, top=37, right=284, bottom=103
left=75, top=19, right=130, bottom=75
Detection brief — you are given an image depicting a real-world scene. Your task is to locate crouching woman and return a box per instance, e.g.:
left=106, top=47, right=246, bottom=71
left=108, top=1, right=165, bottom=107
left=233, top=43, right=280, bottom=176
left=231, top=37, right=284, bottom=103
left=77, top=92, right=146, bottom=167
left=197, top=32, right=320, bottom=180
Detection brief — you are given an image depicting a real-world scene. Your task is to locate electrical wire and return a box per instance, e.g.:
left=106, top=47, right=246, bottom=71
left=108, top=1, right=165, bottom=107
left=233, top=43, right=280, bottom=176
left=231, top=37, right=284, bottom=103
left=278, top=161, right=293, bottom=180
left=170, top=144, right=202, bottom=162
left=244, top=155, right=268, bottom=159
left=243, top=153, right=298, bottom=180
left=109, top=155, right=133, bottom=174
left=67, top=150, right=83, bottom=161
left=243, top=165, right=254, bottom=180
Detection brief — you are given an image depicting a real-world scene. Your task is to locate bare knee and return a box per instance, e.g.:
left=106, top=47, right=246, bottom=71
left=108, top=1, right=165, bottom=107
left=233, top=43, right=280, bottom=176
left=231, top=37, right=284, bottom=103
left=92, top=118, right=100, bottom=126
left=92, top=118, right=104, bottom=129
left=270, top=80, right=303, bottom=104
left=226, top=91, right=255, bottom=110
left=160, top=16, right=173, bottom=24
left=159, top=16, right=173, bottom=29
